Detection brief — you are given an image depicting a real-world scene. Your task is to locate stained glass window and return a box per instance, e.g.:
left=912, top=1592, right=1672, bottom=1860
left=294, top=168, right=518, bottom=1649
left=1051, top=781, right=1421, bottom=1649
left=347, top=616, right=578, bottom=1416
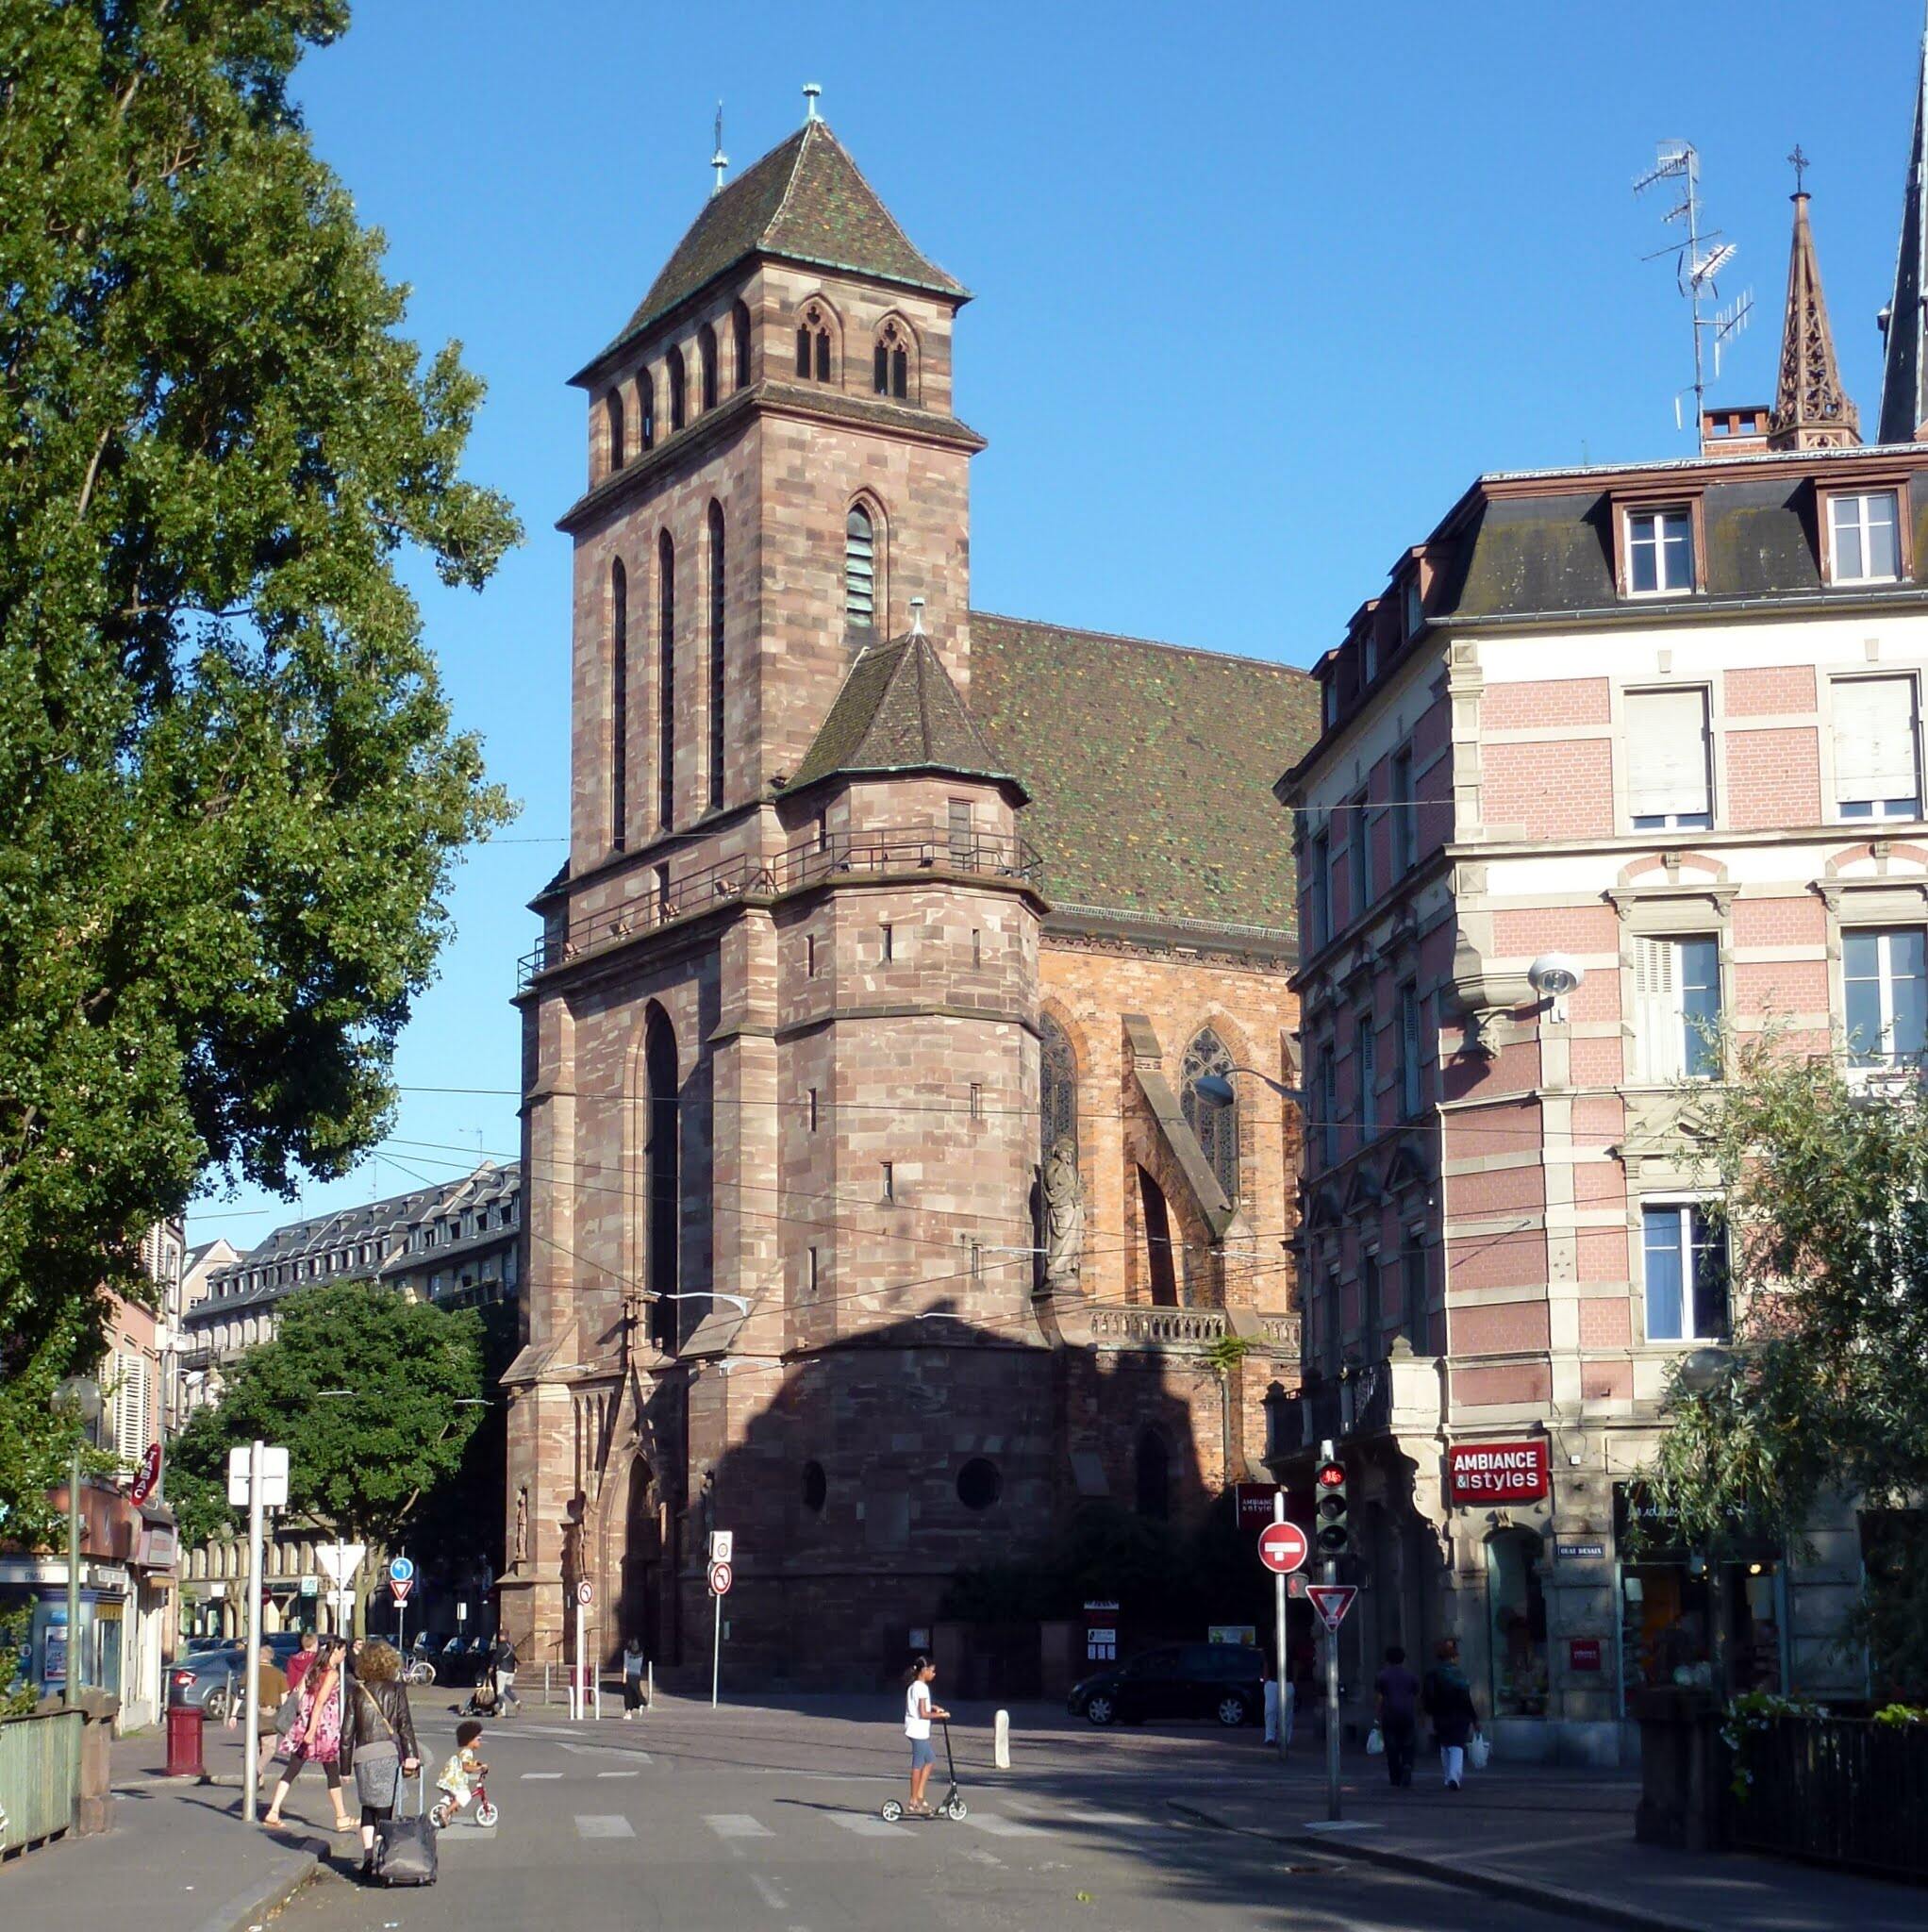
left=1040, top=1013, right=1078, bottom=1157
left=1181, top=1027, right=1238, bottom=1202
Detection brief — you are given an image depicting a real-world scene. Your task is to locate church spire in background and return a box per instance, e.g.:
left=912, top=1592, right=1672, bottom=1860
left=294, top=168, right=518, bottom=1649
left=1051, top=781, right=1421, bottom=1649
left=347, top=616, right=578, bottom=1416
left=1878, top=20, right=1928, bottom=442
left=1767, top=150, right=1859, bottom=450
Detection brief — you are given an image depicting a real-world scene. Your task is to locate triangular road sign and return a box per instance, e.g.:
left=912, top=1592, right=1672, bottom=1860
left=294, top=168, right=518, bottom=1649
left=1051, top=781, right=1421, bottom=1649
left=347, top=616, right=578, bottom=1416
left=316, top=1542, right=366, bottom=1587
left=1305, top=1583, right=1358, bottom=1634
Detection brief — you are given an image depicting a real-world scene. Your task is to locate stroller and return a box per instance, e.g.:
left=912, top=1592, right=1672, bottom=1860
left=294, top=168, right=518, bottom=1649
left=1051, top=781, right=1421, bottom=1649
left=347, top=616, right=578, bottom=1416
left=879, top=1720, right=968, bottom=1823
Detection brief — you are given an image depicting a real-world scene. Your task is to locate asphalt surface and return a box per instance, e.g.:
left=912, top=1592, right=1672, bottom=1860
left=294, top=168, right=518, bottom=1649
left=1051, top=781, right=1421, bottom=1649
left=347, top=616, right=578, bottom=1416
left=264, top=1692, right=1577, bottom=1932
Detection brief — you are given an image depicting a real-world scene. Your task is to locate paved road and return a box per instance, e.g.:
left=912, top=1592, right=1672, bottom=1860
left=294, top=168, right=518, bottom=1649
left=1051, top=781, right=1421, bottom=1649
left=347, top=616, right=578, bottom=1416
left=267, top=1693, right=1574, bottom=1931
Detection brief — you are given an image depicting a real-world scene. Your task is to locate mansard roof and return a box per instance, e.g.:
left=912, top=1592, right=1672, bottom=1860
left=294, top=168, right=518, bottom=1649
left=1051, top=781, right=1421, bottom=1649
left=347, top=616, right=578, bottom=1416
left=590, top=120, right=967, bottom=375
left=789, top=630, right=1021, bottom=795
left=967, top=613, right=1316, bottom=938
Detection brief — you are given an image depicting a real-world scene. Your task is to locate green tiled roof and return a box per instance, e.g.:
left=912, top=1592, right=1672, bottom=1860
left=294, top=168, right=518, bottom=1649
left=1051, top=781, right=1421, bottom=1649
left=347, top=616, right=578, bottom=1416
left=600, top=122, right=967, bottom=365
left=790, top=632, right=1020, bottom=793
left=967, top=614, right=1317, bottom=934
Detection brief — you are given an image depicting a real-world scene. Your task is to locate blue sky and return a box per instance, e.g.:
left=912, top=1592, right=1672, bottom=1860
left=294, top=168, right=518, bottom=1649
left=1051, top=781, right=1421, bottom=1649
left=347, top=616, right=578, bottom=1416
left=189, top=0, right=1928, bottom=1246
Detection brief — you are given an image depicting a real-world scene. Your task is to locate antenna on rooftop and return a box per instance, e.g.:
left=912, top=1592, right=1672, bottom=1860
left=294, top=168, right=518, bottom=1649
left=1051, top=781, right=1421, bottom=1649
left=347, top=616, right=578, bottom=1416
left=711, top=103, right=728, bottom=197
left=1634, top=141, right=1753, bottom=432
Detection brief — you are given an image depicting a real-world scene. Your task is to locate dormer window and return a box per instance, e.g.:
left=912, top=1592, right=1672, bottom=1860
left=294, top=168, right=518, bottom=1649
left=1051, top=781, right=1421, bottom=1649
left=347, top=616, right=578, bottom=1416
left=1402, top=576, right=1423, bottom=639
left=1363, top=632, right=1378, bottom=682
left=873, top=319, right=910, bottom=400
left=1826, top=491, right=1902, bottom=585
left=795, top=304, right=833, bottom=383
left=1623, top=506, right=1696, bottom=596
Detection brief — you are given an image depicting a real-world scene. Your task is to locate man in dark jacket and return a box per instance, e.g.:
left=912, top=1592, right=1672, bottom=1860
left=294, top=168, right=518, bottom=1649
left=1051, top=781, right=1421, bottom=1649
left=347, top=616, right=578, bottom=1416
left=490, top=1635, right=521, bottom=1714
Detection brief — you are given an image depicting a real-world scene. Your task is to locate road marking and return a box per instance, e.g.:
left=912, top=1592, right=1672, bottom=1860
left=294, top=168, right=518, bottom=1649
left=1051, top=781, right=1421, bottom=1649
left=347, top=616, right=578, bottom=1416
left=962, top=1812, right=1043, bottom=1839
left=829, top=1813, right=908, bottom=1838
left=1464, top=1826, right=1628, bottom=1860
left=1054, top=1808, right=1143, bottom=1827
left=596, top=1770, right=640, bottom=1778
left=521, top=1772, right=563, bottom=1781
left=706, top=1813, right=774, bottom=1839
left=1301, top=1819, right=1383, bottom=1833
left=750, top=1875, right=788, bottom=1909
left=573, top=1813, right=636, bottom=1840
left=558, top=1741, right=652, bottom=1762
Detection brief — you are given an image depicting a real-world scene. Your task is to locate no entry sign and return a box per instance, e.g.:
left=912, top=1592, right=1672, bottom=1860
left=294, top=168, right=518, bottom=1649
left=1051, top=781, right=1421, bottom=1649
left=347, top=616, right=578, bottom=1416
left=1256, top=1521, right=1309, bottom=1575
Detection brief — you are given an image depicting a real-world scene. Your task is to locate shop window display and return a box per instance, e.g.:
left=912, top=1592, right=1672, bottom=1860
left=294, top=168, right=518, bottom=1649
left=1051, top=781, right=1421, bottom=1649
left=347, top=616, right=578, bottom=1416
left=1484, top=1528, right=1548, bottom=1716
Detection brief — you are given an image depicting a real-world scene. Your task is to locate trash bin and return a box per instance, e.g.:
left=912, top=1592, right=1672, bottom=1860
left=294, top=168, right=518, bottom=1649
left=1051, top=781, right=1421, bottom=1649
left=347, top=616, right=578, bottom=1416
left=165, top=1701, right=206, bottom=1778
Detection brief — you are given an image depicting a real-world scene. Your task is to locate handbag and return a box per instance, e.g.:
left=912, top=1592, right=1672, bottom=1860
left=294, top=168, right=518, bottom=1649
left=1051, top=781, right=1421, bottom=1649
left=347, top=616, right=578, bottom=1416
left=1467, top=1730, right=1491, bottom=1771
left=353, top=1688, right=405, bottom=1809
left=274, top=1690, right=301, bottom=1737
left=1365, top=1724, right=1385, bottom=1756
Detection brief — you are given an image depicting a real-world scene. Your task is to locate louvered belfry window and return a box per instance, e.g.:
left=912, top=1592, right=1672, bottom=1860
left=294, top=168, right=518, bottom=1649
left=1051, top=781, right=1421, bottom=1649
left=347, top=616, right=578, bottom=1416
left=1040, top=1013, right=1078, bottom=1156
left=845, top=506, right=875, bottom=629
left=1833, top=676, right=1921, bottom=819
left=1625, top=688, right=1712, bottom=829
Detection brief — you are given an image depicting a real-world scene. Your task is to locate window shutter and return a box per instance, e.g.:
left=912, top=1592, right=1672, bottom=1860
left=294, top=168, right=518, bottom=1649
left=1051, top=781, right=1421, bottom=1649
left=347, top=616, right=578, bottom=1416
left=1625, top=690, right=1710, bottom=819
left=1634, top=936, right=1681, bottom=1082
left=1833, top=678, right=1919, bottom=803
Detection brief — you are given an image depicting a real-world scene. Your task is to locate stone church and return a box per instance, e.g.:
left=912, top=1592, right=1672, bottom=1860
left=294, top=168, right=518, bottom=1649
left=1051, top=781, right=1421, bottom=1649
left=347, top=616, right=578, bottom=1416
left=501, top=104, right=1318, bottom=1682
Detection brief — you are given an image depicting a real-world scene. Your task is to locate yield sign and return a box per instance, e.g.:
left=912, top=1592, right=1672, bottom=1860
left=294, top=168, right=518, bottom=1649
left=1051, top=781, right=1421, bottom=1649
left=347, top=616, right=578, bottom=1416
left=1305, top=1583, right=1358, bottom=1634
left=316, top=1542, right=366, bottom=1588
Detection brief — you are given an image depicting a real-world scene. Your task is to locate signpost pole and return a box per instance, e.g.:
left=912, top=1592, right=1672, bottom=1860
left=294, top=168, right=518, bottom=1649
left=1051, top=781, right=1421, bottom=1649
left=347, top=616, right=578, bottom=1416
left=711, top=1589, right=721, bottom=1709
left=242, top=1440, right=265, bottom=1825
left=573, top=1595, right=586, bottom=1723
left=1323, top=1554, right=1340, bottom=1822
left=1272, top=1490, right=1288, bottom=1765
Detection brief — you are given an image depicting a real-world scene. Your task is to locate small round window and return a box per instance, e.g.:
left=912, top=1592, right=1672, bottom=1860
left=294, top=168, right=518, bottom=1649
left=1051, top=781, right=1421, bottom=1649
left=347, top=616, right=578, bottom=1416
left=802, top=1460, right=827, bottom=1513
left=956, top=1457, right=1002, bottom=1510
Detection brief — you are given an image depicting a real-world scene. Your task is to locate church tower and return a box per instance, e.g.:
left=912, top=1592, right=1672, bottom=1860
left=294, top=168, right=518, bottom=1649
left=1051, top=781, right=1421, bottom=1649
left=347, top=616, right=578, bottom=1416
left=503, top=101, right=1054, bottom=1674
left=1766, top=176, right=1858, bottom=451
left=1881, top=25, right=1928, bottom=444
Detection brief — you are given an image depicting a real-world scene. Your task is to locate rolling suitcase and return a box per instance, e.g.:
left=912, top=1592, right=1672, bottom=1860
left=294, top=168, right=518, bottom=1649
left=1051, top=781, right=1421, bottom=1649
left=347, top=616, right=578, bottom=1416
left=372, top=1772, right=438, bottom=1887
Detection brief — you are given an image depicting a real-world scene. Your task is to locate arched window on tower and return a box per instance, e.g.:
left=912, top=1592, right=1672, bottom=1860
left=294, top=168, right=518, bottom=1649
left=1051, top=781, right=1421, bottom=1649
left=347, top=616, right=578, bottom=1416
left=639, top=367, right=656, bottom=450
left=605, top=388, right=626, bottom=471
left=844, top=504, right=875, bottom=631
left=643, top=1005, right=680, bottom=1354
left=1040, top=1013, right=1078, bottom=1158
left=667, top=345, right=686, bottom=432
left=707, top=503, right=725, bottom=813
left=699, top=324, right=719, bottom=412
left=1181, top=1027, right=1239, bottom=1203
left=732, top=301, right=752, bottom=391
left=657, top=531, right=675, bottom=829
left=610, top=558, right=628, bottom=849
left=795, top=302, right=833, bottom=383
left=873, top=318, right=911, bottom=400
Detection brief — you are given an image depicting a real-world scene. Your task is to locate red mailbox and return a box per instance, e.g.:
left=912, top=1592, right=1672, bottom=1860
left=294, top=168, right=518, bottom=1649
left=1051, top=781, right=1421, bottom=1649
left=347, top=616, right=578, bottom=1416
left=165, top=1701, right=206, bottom=1778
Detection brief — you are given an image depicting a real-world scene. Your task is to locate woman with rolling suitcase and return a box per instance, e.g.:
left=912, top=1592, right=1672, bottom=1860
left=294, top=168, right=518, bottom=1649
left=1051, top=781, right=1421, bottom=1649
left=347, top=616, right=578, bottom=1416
left=342, top=1640, right=426, bottom=1883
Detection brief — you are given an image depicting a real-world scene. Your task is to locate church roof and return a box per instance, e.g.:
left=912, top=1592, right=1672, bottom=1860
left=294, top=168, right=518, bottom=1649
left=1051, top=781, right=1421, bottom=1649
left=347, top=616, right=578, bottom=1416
left=789, top=630, right=1021, bottom=794
left=1881, top=30, right=1928, bottom=445
left=595, top=121, right=967, bottom=370
left=967, top=614, right=1316, bottom=937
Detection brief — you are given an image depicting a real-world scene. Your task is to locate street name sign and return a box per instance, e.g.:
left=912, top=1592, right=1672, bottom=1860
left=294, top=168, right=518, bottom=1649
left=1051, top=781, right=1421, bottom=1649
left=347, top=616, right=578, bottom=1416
left=1305, top=1583, right=1358, bottom=1633
left=1256, top=1522, right=1309, bottom=1575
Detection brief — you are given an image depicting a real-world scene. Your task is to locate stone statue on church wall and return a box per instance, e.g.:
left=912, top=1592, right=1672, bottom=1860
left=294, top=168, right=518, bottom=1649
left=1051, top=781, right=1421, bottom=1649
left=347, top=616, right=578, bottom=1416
left=1042, top=1135, right=1084, bottom=1291
left=513, top=1485, right=528, bottom=1569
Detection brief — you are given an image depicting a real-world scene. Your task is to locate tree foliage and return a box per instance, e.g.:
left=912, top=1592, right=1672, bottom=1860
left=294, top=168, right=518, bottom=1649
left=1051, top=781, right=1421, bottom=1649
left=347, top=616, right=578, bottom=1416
left=170, top=1284, right=485, bottom=1547
left=0, top=1, right=519, bottom=1530
left=1640, top=1040, right=1928, bottom=1696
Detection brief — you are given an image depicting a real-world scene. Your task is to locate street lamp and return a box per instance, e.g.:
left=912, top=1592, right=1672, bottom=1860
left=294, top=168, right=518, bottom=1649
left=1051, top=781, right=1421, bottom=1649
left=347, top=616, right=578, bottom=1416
left=1677, top=1346, right=1739, bottom=1395
left=1194, top=1067, right=1305, bottom=1108
left=53, top=1375, right=102, bottom=1707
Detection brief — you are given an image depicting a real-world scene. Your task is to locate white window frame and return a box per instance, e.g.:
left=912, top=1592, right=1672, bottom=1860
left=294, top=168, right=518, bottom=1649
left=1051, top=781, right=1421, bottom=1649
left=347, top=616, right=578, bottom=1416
left=1826, top=490, right=1903, bottom=586
left=1639, top=1198, right=1730, bottom=1344
left=1831, top=675, right=1921, bottom=822
left=1625, top=686, right=1714, bottom=831
left=1631, top=934, right=1722, bottom=1083
left=1842, top=924, right=1928, bottom=1072
left=1623, top=505, right=1696, bottom=597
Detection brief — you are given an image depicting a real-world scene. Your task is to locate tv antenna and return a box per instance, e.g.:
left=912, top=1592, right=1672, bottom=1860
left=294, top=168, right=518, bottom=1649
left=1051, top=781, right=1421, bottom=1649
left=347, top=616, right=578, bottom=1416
left=1634, top=141, right=1753, bottom=432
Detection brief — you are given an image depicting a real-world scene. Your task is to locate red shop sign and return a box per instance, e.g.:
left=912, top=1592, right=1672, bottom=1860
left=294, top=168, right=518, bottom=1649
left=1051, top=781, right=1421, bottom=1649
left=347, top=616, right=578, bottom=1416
left=1570, top=1638, right=1604, bottom=1673
left=1446, top=1440, right=1550, bottom=1505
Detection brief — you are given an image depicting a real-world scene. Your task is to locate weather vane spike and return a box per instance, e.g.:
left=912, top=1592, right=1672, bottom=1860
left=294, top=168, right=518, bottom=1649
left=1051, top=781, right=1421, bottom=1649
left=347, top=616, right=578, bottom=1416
left=710, top=102, right=728, bottom=197
left=1788, top=143, right=1809, bottom=194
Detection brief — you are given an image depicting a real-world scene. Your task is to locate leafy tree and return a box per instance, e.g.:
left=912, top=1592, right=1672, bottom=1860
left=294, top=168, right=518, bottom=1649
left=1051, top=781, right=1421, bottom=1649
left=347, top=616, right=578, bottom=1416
left=171, top=1285, right=486, bottom=1562
left=1640, top=1040, right=1928, bottom=1698
left=0, top=3, right=519, bottom=1533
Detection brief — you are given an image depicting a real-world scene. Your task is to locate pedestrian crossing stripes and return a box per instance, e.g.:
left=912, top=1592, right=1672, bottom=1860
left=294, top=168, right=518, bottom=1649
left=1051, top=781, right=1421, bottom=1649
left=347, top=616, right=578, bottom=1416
left=573, top=1814, right=636, bottom=1839
left=828, top=1814, right=907, bottom=1838
left=961, top=1812, right=1042, bottom=1839
left=566, top=1803, right=1147, bottom=1846
left=704, top=1814, right=774, bottom=1839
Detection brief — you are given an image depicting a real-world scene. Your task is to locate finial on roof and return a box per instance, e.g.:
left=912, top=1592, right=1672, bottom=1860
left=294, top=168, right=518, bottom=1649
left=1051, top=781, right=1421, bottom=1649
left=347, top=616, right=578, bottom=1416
left=909, top=595, right=926, bottom=637
left=1767, top=166, right=1860, bottom=450
left=711, top=103, right=728, bottom=198
left=803, top=82, right=822, bottom=124
left=1788, top=142, right=1809, bottom=195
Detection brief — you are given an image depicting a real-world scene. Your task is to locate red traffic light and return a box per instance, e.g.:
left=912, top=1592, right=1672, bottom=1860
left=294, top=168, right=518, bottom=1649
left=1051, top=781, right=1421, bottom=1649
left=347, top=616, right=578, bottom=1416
left=1315, top=1460, right=1346, bottom=1489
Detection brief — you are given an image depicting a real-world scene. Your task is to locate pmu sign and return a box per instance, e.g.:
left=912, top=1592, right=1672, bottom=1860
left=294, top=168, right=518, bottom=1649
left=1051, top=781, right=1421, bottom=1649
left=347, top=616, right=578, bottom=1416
left=1256, top=1522, right=1309, bottom=1575
left=1446, top=1440, right=1550, bottom=1505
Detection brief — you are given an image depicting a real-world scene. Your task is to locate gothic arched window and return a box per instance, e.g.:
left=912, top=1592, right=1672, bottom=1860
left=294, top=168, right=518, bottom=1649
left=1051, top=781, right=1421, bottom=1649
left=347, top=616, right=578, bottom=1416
left=639, top=366, right=656, bottom=450
left=1040, top=1012, right=1077, bottom=1158
left=610, top=558, right=628, bottom=849
left=643, top=1004, right=679, bottom=1353
left=605, top=388, right=626, bottom=471
left=873, top=318, right=911, bottom=400
left=657, top=530, right=675, bottom=829
left=844, top=504, right=875, bottom=630
left=707, top=502, right=725, bottom=812
left=699, top=323, right=719, bottom=412
left=732, top=301, right=752, bottom=391
left=795, top=302, right=833, bottom=383
left=667, top=344, right=687, bottom=431
left=1181, top=1027, right=1239, bottom=1203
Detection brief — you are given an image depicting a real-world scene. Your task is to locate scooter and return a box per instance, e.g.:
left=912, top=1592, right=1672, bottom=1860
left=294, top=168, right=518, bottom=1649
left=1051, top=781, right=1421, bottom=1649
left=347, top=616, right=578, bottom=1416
left=879, top=1720, right=968, bottom=1823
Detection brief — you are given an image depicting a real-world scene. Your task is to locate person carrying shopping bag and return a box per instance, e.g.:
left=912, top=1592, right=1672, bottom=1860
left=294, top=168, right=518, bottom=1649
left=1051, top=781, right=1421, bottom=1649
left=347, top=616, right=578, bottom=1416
left=1421, top=1638, right=1481, bottom=1790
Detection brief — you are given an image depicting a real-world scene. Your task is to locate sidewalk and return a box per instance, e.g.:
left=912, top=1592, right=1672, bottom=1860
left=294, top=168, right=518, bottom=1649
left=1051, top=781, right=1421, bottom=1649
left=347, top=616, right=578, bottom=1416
left=0, top=1722, right=336, bottom=1932
left=1172, top=1745, right=1924, bottom=1932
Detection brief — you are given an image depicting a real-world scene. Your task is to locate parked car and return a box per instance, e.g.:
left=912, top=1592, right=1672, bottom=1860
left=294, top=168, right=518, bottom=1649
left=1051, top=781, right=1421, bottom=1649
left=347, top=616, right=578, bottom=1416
left=1068, top=1642, right=1263, bottom=1728
left=168, top=1646, right=245, bottom=1721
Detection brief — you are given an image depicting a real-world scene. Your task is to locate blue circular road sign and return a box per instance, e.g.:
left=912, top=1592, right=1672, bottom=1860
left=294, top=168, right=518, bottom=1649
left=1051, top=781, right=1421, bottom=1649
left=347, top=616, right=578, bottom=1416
left=389, top=1556, right=415, bottom=1584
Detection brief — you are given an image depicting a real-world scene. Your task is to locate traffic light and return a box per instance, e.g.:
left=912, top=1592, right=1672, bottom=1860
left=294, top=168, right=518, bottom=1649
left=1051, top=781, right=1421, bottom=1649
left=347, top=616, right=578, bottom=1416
left=1314, top=1457, right=1350, bottom=1559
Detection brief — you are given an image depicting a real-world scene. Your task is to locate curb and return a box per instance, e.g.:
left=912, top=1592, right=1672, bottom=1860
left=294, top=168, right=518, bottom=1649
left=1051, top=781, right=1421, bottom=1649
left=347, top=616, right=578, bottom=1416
left=192, top=1844, right=322, bottom=1932
left=1168, top=1801, right=1700, bottom=1932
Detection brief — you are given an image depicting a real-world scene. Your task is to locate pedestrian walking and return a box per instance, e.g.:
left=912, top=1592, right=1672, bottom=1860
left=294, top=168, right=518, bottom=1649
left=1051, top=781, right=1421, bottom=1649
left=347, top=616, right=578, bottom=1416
left=902, top=1656, right=950, bottom=1817
left=263, top=1637, right=355, bottom=1833
left=490, top=1634, right=521, bottom=1714
left=1261, top=1655, right=1280, bottom=1745
left=224, top=1648, right=287, bottom=1788
left=342, top=1640, right=421, bottom=1881
left=286, top=1628, right=319, bottom=1693
left=622, top=1635, right=646, bottom=1719
left=1421, top=1638, right=1481, bottom=1790
left=1373, top=1644, right=1421, bottom=1788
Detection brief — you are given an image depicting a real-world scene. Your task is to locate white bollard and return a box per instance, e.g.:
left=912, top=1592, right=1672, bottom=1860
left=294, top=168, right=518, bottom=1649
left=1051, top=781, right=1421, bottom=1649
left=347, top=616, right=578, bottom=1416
left=994, top=1707, right=1011, bottom=1771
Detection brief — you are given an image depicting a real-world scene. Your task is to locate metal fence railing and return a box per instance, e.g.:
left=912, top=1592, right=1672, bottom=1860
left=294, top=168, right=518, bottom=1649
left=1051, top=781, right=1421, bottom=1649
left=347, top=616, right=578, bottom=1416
left=1724, top=1715, right=1928, bottom=1882
left=0, top=1708, right=83, bottom=1855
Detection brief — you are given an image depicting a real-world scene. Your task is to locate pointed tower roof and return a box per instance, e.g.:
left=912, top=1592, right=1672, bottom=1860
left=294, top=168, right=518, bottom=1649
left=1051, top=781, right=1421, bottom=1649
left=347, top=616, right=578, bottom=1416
left=588, top=119, right=967, bottom=375
left=1880, top=29, right=1928, bottom=443
left=1767, top=187, right=1859, bottom=450
left=789, top=631, right=1023, bottom=799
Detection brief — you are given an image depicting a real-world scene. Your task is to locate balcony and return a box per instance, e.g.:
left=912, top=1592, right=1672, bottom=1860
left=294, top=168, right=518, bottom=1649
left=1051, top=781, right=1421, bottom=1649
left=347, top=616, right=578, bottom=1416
left=519, top=824, right=1043, bottom=989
